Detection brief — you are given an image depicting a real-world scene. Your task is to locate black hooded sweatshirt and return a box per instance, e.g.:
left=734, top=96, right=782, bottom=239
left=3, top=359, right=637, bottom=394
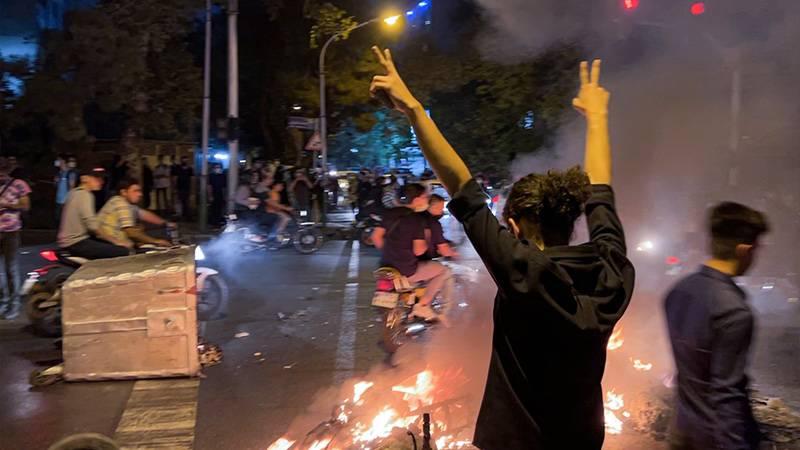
left=448, top=179, right=635, bottom=450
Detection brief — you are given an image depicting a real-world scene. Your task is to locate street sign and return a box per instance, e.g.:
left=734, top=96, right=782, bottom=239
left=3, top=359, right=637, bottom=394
left=288, top=116, right=317, bottom=130
left=305, top=131, right=323, bottom=152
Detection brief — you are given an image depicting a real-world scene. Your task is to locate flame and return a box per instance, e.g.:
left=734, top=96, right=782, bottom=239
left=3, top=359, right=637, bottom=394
left=632, top=358, right=653, bottom=371
left=352, top=381, right=374, bottom=404
left=436, top=435, right=473, bottom=449
left=607, top=327, right=624, bottom=351
left=352, top=407, right=418, bottom=443
left=604, top=390, right=625, bottom=435
left=271, top=369, right=474, bottom=448
left=306, top=439, right=331, bottom=450
left=391, top=370, right=435, bottom=411
left=267, top=437, right=295, bottom=450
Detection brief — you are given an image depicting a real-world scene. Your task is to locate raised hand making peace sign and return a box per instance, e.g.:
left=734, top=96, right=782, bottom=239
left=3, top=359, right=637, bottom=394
left=369, top=46, right=421, bottom=115
left=572, top=59, right=610, bottom=117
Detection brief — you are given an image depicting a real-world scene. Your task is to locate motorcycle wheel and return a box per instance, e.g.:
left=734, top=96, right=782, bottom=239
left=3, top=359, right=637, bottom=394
left=197, top=274, right=229, bottom=321
left=360, top=227, right=376, bottom=247
left=381, top=308, right=406, bottom=354
left=293, top=228, right=322, bottom=254
left=26, top=287, right=63, bottom=338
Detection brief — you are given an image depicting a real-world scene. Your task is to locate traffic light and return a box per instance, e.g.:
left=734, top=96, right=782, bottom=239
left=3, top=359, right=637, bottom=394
left=690, top=2, right=706, bottom=16
left=622, top=0, right=640, bottom=11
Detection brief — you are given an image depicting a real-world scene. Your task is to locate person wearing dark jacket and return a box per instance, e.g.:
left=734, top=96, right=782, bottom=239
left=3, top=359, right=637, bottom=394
left=369, top=48, right=634, bottom=449
left=664, top=202, right=769, bottom=450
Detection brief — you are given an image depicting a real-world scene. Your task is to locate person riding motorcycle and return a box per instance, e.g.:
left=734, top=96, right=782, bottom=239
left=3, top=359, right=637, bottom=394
left=421, top=194, right=459, bottom=260
left=372, top=183, right=453, bottom=321
left=57, top=168, right=131, bottom=259
left=96, top=177, right=175, bottom=249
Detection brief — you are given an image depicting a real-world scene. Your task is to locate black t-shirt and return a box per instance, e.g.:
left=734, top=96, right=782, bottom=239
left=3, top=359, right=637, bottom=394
left=448, top=179, right=635, bottom=450
left=379, top=207, right=426, bottom=277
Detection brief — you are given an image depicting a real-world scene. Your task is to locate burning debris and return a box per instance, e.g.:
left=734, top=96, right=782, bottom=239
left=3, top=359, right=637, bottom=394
left=267, top=369, right=474, bottom=450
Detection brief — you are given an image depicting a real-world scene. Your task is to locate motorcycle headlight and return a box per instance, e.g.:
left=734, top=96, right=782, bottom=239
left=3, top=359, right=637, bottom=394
left=195, top=246, right=206, bottom=261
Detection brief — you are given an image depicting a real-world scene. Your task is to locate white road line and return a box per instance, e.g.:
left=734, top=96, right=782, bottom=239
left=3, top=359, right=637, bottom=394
left=347, top=241, right=360, bottom=280
left=335, top=242, right=361, bottom=382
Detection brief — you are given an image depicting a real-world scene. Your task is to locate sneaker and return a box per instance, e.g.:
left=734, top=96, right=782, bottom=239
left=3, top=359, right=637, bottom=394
left=411, top=303, right=439, bottom=322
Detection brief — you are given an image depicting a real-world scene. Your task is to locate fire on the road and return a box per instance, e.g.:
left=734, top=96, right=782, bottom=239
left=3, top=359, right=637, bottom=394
left=603, top=326, right=657, bottom=436
left=267, top=369, right=472, bottom=450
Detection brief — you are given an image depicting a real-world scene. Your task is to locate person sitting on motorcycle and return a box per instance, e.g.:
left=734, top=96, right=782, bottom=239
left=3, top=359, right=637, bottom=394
left=421, top=194, right=459, bottom=260
left=96, top=178, right=175, bottom=249
left=57, top=168, right=131, bottom=259
left=266, top=181, right=293, bottom=237
left=372, top=183, right=453, bottom=321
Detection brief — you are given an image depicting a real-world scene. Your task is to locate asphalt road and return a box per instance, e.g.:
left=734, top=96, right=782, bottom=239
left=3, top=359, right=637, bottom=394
left=1, top=236, right=798, bottom=450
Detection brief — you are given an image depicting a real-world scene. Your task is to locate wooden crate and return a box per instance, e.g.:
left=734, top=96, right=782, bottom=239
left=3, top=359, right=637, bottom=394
left=62, top=247, right=200, bottom=381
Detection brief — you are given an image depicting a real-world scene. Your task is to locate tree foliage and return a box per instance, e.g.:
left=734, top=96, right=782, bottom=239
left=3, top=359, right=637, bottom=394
left=14, top=0, right=202, bottom=148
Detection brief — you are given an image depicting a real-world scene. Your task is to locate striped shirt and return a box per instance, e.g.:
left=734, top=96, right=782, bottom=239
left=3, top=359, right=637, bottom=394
left=97, top=195, right=140, bottom=247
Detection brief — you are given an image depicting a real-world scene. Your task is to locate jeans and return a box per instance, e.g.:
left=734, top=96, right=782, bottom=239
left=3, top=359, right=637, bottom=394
left=0, top=231, right=21, bottom=306
left=63, top=238, right=130, bottom=260
left=407, top=260, right=454, bottom=306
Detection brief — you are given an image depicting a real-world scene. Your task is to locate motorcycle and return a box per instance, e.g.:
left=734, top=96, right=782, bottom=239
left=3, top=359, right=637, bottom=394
left=223, top=210, right=323, bottom=254
left=372, top=266, right=445, bottom=354
left=23, top=237, right=228, bottom=338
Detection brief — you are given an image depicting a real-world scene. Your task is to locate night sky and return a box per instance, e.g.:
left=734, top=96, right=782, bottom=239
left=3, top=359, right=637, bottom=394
left=0, top=0, right=38, bottom=36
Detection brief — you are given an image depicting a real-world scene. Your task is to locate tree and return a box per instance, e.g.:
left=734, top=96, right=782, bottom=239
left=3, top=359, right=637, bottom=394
left=16, top=0, right=202, bottom=147
left=0, top=55, right=31, bottom=153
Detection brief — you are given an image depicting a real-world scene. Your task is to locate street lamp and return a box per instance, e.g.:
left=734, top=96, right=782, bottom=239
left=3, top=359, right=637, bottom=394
left=318, top=14, right=402, bottom=172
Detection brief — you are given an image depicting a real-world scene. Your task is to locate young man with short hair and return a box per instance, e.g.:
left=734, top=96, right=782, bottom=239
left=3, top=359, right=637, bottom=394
left=665, top=202, right=769, bottom=450
left=0, top=158, right=32, bottom=320
left=97, top=178, right=174, bottom=248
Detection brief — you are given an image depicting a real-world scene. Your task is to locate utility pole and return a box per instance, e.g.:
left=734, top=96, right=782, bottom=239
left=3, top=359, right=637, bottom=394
left=226, top=0, right=240, bottom=214
left=728, top=49, right=742, bottom=189
left=198, top=0, right=212, bottom=231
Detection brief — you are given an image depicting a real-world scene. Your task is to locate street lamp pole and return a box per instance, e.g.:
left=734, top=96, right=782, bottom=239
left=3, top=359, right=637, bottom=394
left=226, top=0, right=240, bottom=214
left=318, top=18, right=381, bottom=172
left=198, top=0, right=212, bottom=231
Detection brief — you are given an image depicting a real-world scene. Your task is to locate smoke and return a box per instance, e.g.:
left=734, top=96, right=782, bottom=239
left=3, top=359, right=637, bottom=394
left=482, top=0, right=800, bottom=284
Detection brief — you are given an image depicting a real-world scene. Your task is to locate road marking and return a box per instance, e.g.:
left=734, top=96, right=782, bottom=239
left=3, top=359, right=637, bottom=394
left=347, top=241, right=360, bottom=280
left=335, top=242, right=361, bottom=383
left=113, top=378, right=200, bottom=449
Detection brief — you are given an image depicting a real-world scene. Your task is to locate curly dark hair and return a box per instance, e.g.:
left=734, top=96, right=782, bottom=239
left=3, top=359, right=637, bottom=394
left=503, top=166, right=591, bottom=246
